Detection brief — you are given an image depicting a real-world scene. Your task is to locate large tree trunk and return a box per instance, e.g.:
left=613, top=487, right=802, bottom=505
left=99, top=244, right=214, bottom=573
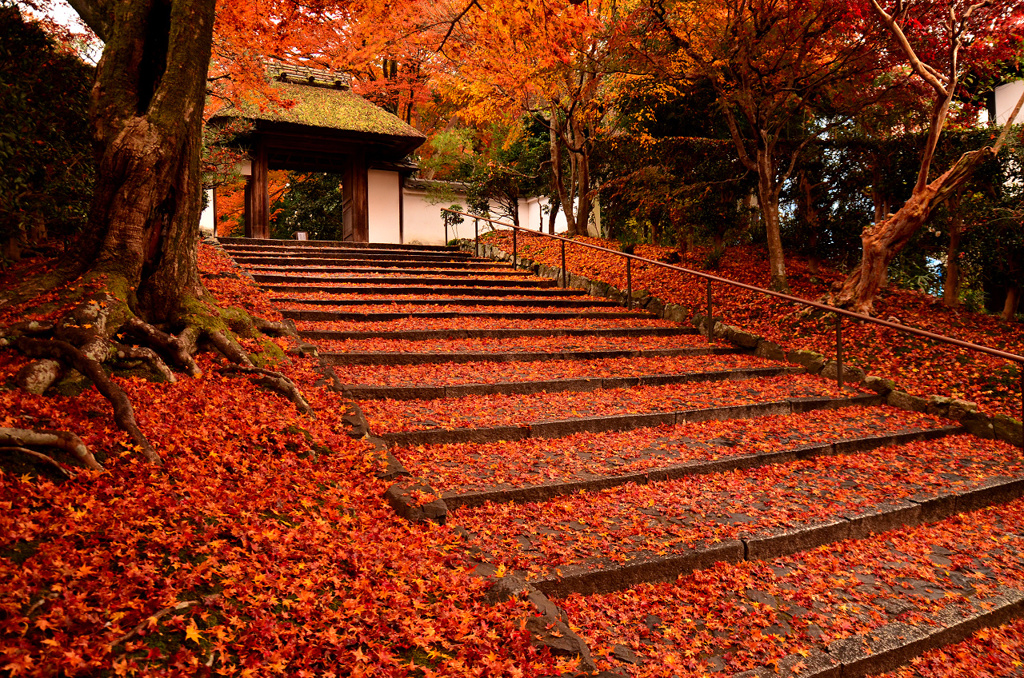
left=756, top=148, right=788, bottom=292
left=835, top=147, right=994, bottom=314
left=79, top=0, right=216, bottom=322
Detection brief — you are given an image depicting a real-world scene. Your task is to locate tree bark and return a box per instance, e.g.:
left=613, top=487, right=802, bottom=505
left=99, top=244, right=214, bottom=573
left=1003, top=286, right=1021, bottom=322
left=835, top=146, right=994, bottom=313
left=943, top=192, right=964, bottom=308
left=756, top=148, right=788, bottom=292
left=79, top=0, right=215, bottom=322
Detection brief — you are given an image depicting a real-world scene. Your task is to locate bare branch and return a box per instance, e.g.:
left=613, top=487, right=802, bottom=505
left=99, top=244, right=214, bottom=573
left=65, top=0, right=113, bottom=42
left=869, top=0, right=950, bottom=97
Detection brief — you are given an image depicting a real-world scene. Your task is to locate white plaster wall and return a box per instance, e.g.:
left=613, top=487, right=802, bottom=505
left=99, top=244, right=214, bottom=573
left=368, top=170, right=402, bottom=244
left=995, top=81, right=1024, bottom=125
left=400, top=187, right=571, bottom=245
left=199, top=188, right=215, bottom=235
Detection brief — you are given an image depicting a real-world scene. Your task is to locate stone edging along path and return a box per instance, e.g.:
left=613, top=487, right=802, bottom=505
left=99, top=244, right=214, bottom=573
left=467, top=239, right=1024, bottom=448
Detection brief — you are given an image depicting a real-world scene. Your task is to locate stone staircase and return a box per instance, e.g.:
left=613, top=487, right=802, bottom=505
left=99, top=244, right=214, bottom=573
left=219, top=237, right=1024, bottom=678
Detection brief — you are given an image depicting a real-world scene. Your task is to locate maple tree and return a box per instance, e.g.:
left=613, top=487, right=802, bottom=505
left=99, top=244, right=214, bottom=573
left=433, top=0, right=629, bottom=236
left=834, top=0, right=1024, bottom=314
left=647, top=0, right=888, bottom=292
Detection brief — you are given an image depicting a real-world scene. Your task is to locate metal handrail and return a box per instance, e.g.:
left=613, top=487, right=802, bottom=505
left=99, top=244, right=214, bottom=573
left=443, top=208, right=1024, bottom=424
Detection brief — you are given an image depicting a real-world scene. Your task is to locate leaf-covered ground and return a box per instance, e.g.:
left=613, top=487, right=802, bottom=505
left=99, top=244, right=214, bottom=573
left=0, top=244, right=573, bottom=677
left=486, top=233, right=1024, bottom=418
left=395, top=406, right=950, bottom=495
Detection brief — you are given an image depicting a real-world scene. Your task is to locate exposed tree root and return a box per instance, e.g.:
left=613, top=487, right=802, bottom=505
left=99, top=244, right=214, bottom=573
left=220, top=364, right=314, bottom=416
left=3, top=273, right=314, bottom=467
left=16, top=337, right=161, bottom=464
left=0, top=446, right=75, bottom=478
left=0, top=427, right=102, bottom=471
left=124, top=317, right=201, bottom=377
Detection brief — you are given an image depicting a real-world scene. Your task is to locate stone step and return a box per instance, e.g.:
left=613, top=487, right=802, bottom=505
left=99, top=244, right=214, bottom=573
left=300, top=326, right=696, bottom=342
left=218, top=237, right=461, bottom=253
left=284, top=309, right=659, bottom=322
left=370, top=391, right=883, bottom=447
left=388, top=407, right=957, bottom=509
left=265, top=284, right=585, bottom=298
left=552, top=495, right=1024, bottom=677
left=275, top=296, right=622, bottom=309
left=452, top=433, right=1023, bottom=598
left=325, top=345, right=738, bottom=367
left=233, top=257, right=504, bottom=268
left=253, top=273, right=548, bottom=286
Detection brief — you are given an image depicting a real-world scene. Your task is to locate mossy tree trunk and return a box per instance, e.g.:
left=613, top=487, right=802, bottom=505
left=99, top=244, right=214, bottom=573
left=72, top=0, right=215, bottom=322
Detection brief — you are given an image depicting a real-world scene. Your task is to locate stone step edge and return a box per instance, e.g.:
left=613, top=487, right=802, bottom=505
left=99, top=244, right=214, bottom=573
left=273, top=296, right=621, bottom=308
left=263, top=277, right=556, bottom=288
left=269, top=285, right=588, bottom=297
left=379, top=394, right=884, bottom=447
left=521, top=472, right=1024, bottom=599
left=345, top=365, right=795, bottom=400
left=284, top=310, right=659, bottom=322
left=217, top=237, right=461, bottom=252
left=440, top=425, right=961, bottom=510
left=324, top=346, right=737, bottom=367
left=253, top=270, right=537, bottom=281
left=731, top=585, right=1024, bottom=678
left=301, top=327, right=699, bottom=341
left=471, top=241, right=1024, bottom=448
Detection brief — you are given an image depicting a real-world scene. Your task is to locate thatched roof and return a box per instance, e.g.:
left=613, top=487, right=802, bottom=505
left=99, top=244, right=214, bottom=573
left=214, top=64, right=425, bottom=143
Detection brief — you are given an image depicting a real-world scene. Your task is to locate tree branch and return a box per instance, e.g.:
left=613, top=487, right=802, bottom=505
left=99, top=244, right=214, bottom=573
left=65, top=0, right=114, bottom=42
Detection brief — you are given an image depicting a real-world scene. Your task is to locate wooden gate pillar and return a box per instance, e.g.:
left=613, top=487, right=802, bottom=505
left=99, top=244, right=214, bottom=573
left=244, top=140, right=270, bottom=239
left=342, top=151, right=369, bottom=242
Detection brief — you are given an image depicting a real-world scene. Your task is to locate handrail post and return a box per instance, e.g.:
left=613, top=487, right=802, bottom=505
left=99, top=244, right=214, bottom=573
left=626, top=257, right=632, bottom=310
left=444, top=213, right=448, bottom=245
left=512, top=227, right=517, bottom=270
left=561, top=240, right=567, bottom=289
left=474, top=218, right=479, bottom=258
left=836, top=313, right=844, bottom=390
left=706, top=278, right=713, bottom=342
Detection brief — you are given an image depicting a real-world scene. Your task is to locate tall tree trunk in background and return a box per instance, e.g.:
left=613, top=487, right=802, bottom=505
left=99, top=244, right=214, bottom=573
left=547, top=193, right=560, bottom=234
left=71, top=0, right=215, bottom=322
left=755, top=147, right=788, bottom=292
left=1004, top=287, right=1021, bottom=321
left=549, top=115, right=578, bottom=236
left=943, top=192, right=964, bottom=308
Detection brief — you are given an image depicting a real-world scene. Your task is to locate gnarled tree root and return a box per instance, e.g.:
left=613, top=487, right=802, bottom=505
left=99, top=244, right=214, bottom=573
left=15, top=337, right=161, bottom=464
left=0, top=427, right=102, bottom=471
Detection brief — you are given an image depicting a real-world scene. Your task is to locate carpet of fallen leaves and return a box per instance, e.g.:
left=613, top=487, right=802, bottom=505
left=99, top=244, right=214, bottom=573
left=487, top=233, right=1024, bottom=419
left=334, top=353, right=777, bottom=388
left=278, top=301, right=634, bottom=315
left=455, top=434, right=1023, bottom=578
left=318, top=332, right=713, bottom=354
left=556, top=497, right=1024, bottom=676
left=296, top=316, right=680, bottom=333
left=0, top=244, right=572, bottom=677
left=396, top=406, right=949, bottom=495
left=360, top=374, right=856, bottom=434
left=874, top=617, right=1024, bottom=677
